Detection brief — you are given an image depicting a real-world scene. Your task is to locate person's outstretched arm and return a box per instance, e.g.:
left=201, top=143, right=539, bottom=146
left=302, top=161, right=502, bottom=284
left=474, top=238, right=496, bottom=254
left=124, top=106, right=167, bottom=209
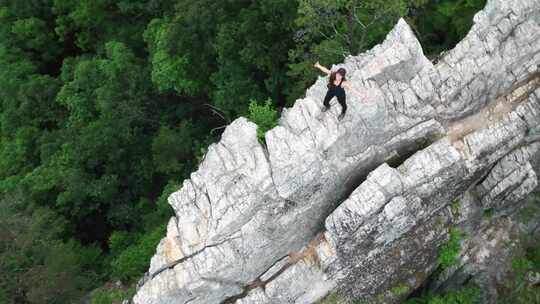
left=344, top=82, right=374, bottom=103
left=314, top=61, right=331, bottom=75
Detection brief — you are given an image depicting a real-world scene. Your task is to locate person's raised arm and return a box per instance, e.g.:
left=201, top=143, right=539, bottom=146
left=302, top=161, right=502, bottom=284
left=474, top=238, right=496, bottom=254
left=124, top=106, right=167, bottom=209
left=314, top=61, right=331, bottom=75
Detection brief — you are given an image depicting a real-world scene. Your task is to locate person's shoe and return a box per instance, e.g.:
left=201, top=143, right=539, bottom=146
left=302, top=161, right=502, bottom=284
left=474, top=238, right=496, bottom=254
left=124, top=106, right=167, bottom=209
left=338, top=113, right=345, bottom=121
left=321, top=106, right=330, bottom=112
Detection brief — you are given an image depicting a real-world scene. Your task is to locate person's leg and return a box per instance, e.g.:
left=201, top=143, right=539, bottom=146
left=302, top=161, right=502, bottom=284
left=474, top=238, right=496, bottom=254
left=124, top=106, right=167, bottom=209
left=337, top=96, right=347, bottom=120
left=322, top=90, right=333, bottom=112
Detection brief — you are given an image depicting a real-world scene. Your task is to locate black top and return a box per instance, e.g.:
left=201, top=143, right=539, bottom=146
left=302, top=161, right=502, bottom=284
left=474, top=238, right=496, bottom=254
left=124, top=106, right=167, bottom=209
left=323, top=78, right=347, bottom=115
left=328, top=79, right=345, bottom=100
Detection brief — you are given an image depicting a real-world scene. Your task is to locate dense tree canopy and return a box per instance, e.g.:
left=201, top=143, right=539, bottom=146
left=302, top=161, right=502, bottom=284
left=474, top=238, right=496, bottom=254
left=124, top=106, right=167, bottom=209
left=0, top=0, right=486, bottom=302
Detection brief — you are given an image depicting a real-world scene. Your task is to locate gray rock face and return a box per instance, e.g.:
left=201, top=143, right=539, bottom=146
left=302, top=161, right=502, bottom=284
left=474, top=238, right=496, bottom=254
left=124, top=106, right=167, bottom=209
left=130, top=0, right=540, bottom=303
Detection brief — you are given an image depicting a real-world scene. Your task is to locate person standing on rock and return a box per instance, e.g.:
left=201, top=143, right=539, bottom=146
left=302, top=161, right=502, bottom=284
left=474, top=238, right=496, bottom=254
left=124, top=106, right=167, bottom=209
left=314, top=61, right=366, bottom=121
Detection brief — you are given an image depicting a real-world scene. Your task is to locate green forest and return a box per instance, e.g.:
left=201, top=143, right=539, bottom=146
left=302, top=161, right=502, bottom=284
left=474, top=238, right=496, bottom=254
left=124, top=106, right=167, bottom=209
left=0, top=0, right=487, bottom=303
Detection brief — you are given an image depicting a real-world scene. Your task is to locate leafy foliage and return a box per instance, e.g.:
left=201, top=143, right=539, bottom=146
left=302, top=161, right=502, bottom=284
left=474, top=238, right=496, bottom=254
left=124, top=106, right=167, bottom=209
left=498, top=241, right=540, bottom=303
left=390, top=285, right=410, bottom=296
left=0, top=196, right=104, bottom=304
left=89, top=283, right=136, bottom=304
left=438, top=227, right=465, bottom=270
left=110, top=223, right=166, bottom=282
left=143, top=0, right=298, bottom=118
left=411, top=0, right=486, bottom=55
left=247, top=98, right=279, bottom=144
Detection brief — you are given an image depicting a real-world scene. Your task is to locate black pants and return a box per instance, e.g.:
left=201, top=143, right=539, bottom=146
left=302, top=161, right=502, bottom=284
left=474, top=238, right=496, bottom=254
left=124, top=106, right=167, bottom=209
left=323, top=91, right=347, bottom=115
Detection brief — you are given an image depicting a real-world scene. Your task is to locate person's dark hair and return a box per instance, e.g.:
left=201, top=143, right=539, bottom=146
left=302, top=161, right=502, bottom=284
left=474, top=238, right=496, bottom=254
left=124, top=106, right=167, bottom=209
left=327, top=68, right=347, bottom=89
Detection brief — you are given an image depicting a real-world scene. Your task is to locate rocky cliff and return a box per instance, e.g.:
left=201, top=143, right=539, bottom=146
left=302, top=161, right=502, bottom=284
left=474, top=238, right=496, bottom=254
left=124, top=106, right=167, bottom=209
left=128, top=0, right=540, bottom=303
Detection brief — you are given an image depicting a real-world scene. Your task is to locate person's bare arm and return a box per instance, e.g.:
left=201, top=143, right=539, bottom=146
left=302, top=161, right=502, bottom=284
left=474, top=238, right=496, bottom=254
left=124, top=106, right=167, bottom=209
left=343, top=81, right=365, bottom=100
left=314, top=61, right=331, bottom=75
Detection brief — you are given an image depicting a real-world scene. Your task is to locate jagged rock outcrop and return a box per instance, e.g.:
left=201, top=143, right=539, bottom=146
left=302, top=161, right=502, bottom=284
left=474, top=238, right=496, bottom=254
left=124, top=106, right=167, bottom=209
left=129, top=0, right=540, bottom=303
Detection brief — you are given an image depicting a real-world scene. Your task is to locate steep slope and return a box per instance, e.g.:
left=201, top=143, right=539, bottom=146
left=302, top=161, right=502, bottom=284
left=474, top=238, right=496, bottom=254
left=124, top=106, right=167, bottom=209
left=129, top=0, right=540, bottom=303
